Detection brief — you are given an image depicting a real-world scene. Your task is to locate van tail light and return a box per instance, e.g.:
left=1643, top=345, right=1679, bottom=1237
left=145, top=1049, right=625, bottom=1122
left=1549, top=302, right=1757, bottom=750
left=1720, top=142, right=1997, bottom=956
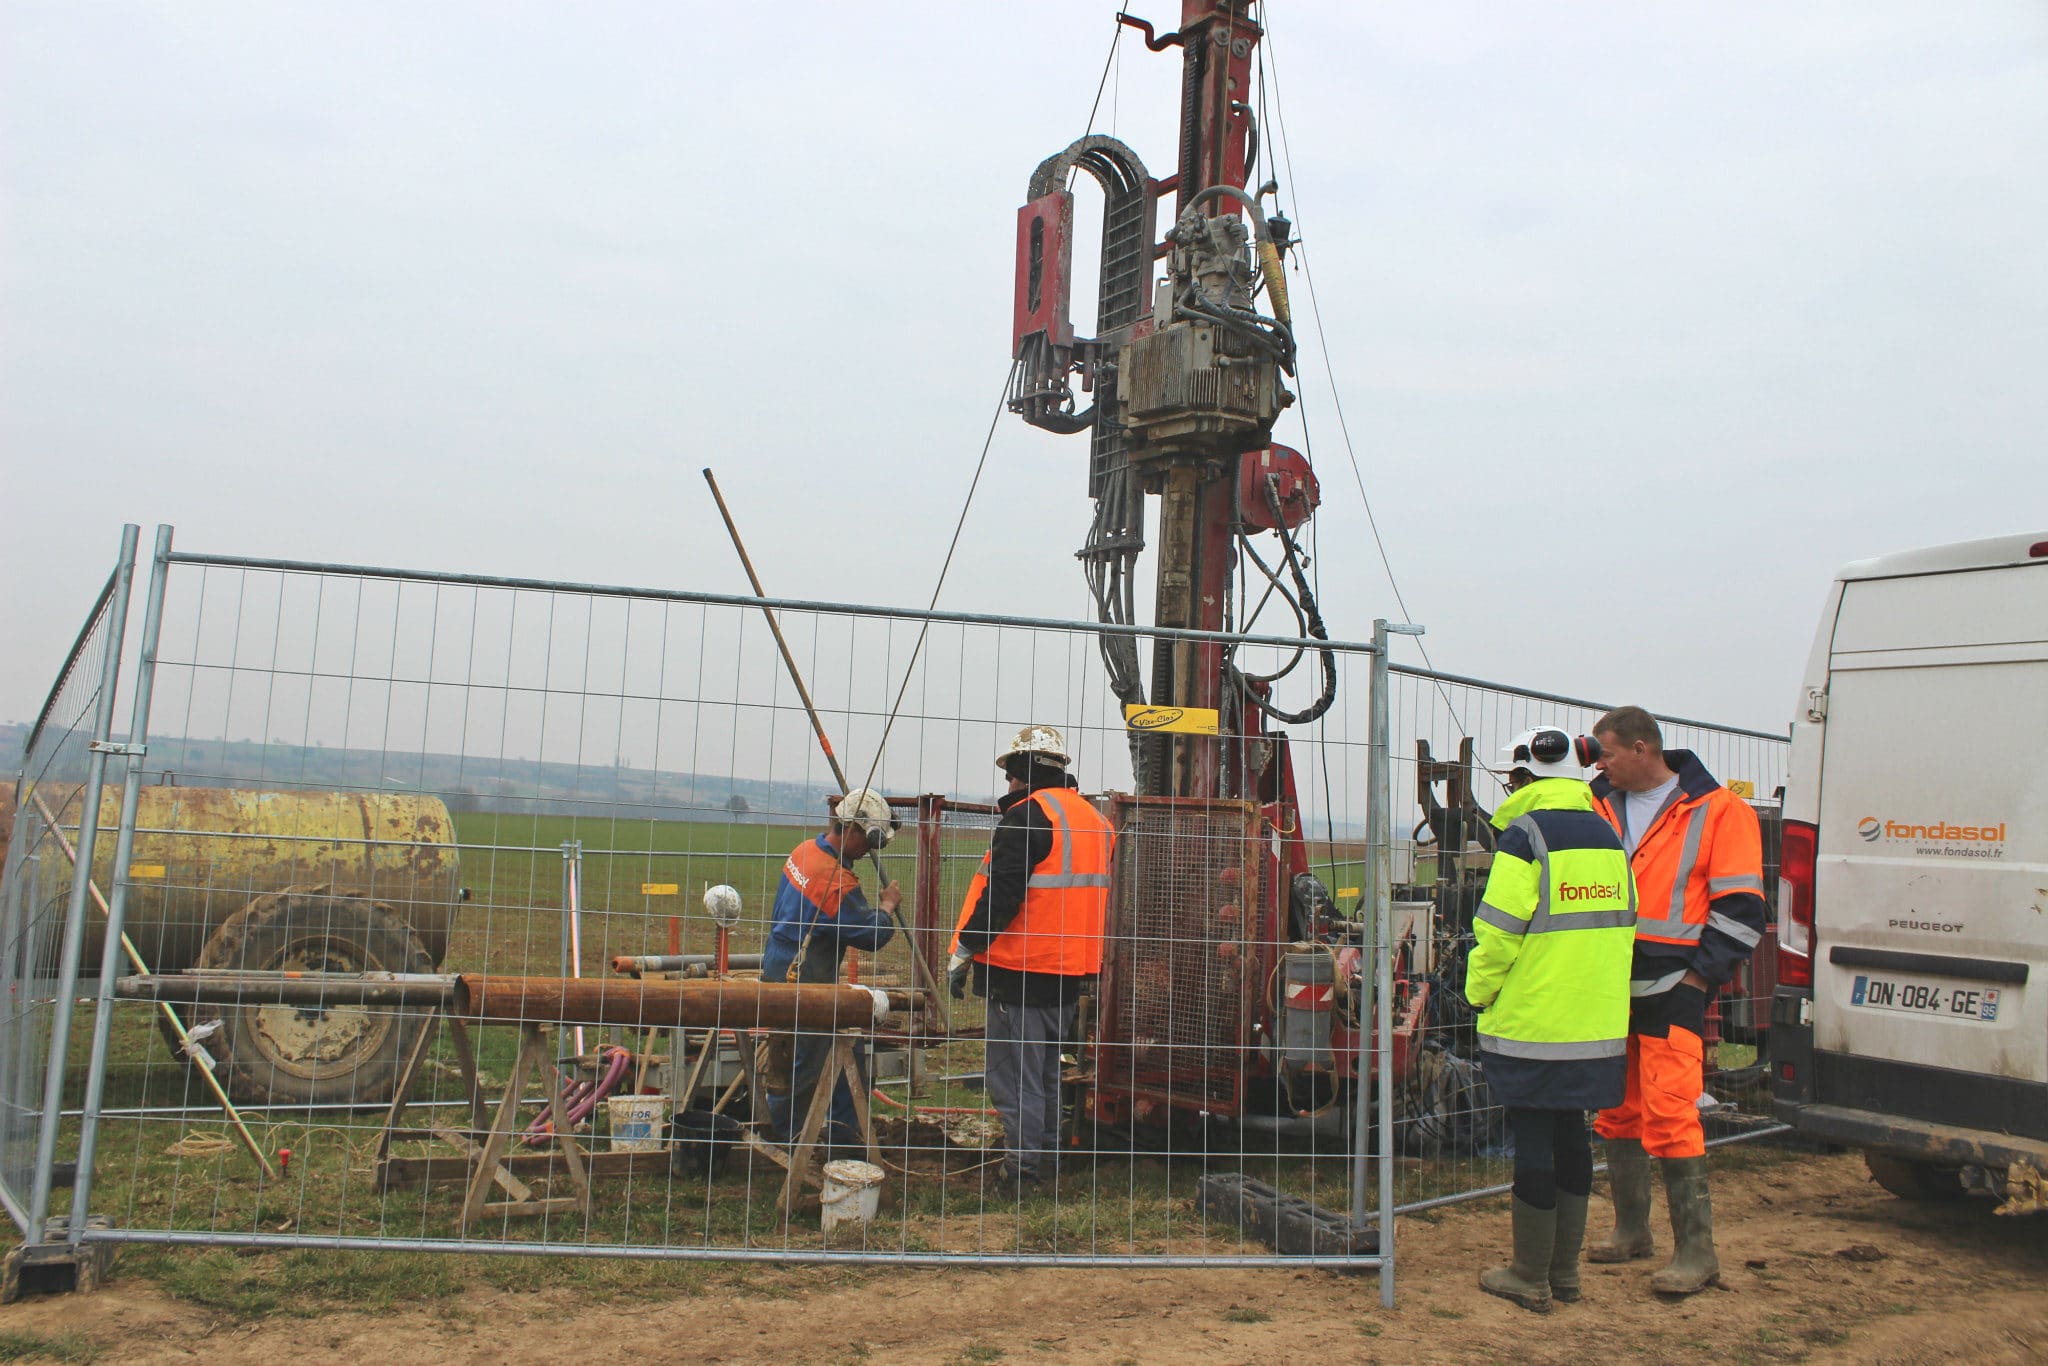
left=1777, top=819, right=1818, bottom=989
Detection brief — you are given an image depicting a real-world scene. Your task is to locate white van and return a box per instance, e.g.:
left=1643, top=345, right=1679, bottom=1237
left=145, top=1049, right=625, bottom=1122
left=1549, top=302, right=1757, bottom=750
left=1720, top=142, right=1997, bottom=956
left=1771, top=532, right=2048, bottom=1210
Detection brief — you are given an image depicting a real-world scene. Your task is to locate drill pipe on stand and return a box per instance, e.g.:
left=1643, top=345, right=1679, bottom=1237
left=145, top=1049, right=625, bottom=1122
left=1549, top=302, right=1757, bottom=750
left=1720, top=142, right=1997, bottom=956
left=115, top=971, right=921, bottom=1031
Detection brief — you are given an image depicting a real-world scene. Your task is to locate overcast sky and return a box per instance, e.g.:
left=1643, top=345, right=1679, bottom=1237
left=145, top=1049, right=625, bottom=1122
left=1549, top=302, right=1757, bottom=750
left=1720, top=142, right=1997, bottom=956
left=4, top=1, right=2044, bottom=742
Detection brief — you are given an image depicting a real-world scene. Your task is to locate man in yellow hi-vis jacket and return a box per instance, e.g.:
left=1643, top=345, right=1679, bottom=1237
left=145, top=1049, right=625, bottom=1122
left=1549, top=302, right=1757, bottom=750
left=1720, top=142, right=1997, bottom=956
left=1466, top=728, right=1638, bottom=1313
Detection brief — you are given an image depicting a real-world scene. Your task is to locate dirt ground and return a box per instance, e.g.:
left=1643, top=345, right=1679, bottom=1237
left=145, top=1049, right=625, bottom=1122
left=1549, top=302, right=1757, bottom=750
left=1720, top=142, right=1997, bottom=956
left=4, top=1149, right=2044, bottom=1365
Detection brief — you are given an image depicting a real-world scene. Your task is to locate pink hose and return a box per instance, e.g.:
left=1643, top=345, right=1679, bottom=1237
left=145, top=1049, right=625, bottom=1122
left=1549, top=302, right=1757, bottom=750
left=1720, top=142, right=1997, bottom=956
left=523, top=1046, right=633, bottom=1146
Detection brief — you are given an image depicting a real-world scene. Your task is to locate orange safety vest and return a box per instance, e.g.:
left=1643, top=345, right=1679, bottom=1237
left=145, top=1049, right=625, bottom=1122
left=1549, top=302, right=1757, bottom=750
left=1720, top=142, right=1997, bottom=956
left=950, top=787, right=1113, bottom=977
left=1592, top=783, right=1763, bottom=949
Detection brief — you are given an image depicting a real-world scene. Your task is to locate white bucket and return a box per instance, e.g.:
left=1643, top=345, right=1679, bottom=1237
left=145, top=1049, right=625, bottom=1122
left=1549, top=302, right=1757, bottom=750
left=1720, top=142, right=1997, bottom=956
left=819, top=1159, right=886, bottom=1232
left=605, top=1094, right=671, bottom=1152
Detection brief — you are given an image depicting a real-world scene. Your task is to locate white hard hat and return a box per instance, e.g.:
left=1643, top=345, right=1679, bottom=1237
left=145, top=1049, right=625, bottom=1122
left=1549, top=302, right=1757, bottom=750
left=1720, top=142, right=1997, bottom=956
left=1499, top=727, right=1601, bottom=780
left=996, top=724, right=1070, bottom=769
left=833, top=787, right=901, bottom=849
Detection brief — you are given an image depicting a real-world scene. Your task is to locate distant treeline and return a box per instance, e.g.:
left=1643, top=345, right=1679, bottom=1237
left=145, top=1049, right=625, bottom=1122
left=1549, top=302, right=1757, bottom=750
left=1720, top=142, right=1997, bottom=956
left=2, top=721, right=841, bottom=824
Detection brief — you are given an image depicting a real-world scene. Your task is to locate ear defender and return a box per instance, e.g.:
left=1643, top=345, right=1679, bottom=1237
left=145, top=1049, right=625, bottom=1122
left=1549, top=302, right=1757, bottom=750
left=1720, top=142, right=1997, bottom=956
left=1528, top=728, right=1571, bottom=765
left=1574, top=734, right=1603, bottom=767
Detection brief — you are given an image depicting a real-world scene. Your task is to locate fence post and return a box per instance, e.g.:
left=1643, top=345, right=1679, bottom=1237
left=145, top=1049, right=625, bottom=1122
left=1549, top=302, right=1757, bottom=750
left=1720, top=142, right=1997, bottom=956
left=1357, top=618, right=1422, bottom=1308
left=69, top=525, right=174, bottom=1244
left=561, top=840, right=584, bottom=1057
left=27, top=524, right=139, bottom=1236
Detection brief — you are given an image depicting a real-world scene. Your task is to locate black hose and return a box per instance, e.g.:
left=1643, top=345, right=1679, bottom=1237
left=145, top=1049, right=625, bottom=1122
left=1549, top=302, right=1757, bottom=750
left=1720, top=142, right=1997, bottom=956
left=1237, top=477, right=1336, bottom=725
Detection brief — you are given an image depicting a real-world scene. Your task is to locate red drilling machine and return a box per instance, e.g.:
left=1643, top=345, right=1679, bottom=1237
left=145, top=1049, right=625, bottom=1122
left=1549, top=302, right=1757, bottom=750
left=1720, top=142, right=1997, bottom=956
left=1007, top=2, right=1428, bottom=1136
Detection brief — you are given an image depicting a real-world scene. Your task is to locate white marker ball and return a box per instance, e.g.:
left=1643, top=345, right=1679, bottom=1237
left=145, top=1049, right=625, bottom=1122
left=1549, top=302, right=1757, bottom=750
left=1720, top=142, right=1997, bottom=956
left=703, top=884, right=743, bottom=926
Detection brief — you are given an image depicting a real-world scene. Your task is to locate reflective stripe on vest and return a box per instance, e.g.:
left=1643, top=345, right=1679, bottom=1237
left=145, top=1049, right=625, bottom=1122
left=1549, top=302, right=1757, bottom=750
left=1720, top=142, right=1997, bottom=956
left=1477, top=814, right=1638, bottom=940
left=1025, top=797, right=1112, bottom=890
left=1477, top=1033, right=1628, bottom=1060
left=952, top=788, right=1112, bottom=976
left=1632, top=805, right=1708, bottom=943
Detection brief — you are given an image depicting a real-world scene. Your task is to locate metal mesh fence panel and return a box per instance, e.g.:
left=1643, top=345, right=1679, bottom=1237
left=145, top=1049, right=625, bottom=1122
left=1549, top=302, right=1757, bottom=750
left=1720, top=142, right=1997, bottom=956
left=66, top=550, right=1397, bottom=1274
left=1381, top=666, right=1789, bottom=1213
left=21, top=537, right=1795, bottom=1280
left=0, top=527, right=140, bottom=1237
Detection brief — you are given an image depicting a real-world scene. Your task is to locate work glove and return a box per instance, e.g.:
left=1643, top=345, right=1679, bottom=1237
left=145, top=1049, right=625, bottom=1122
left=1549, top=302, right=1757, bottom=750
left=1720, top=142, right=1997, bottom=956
left=947, top=951, right=972, bottom=1000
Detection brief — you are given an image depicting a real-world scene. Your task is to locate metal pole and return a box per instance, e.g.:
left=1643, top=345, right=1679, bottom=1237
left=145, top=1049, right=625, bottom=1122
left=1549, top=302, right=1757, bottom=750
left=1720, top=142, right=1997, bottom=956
left=700, top=468, right=941, bottom=1006
left=28, top=523, right=138, bottom=1235
left=1358, top=618, right=1420, bottom=1308
left=72, top=525, right=178, bottom=1239
left=562, top=840, right=584, bottom=1057
left=1351, top=623, right=1386, bottom=1241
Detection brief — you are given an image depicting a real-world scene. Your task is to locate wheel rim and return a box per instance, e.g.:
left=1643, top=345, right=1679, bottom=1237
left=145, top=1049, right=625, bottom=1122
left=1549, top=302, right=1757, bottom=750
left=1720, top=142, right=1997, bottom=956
left=240, top=936, right=396, bottom=1082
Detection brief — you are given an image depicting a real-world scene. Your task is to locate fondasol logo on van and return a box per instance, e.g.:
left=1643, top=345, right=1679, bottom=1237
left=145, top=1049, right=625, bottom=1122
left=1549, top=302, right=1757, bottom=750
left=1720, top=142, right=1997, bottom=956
left=1857, top=815, right=2008, bottom=859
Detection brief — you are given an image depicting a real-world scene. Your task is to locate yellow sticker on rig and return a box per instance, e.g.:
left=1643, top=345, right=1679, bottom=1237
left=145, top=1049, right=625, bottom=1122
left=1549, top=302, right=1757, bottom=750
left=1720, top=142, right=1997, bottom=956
left=1122, top=703, right=1220, bottom=735
left=640, top=883, right=679, bottom=896
left=1337, top=887, right=1360, bottom=899
left=1726, top=780, right=1755, bottom=798
left=128, top=864, right=166, bottom=879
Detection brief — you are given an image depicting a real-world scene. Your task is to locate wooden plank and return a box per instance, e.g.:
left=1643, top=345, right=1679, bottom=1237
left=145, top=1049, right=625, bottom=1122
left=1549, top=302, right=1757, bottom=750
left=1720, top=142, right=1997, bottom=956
left=377, top=1149, right=673, bottom=1190
left=375, top=1006, right=441, bottom=1164
left=434, top=1128, right=537, bottom=1204
left=448, top=1016, right=487, bottom=1135
left=461, top=1023, right=545, bottom=1229
left=483, top=1197, right=584, bottom=1217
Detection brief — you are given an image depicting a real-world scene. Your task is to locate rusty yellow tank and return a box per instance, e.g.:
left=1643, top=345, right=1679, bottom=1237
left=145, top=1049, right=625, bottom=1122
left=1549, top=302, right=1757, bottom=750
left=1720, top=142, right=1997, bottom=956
left=71, top=786, right=462, bottom=973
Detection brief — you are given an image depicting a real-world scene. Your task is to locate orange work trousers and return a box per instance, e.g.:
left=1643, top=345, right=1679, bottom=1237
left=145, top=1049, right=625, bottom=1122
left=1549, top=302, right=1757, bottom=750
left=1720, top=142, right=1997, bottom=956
left=1593, top=984, right=1706, bottom=1159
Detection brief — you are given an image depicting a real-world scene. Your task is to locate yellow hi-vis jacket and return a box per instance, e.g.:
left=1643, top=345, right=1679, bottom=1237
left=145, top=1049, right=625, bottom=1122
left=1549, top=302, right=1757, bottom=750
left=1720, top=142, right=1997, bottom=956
left=1465, top=778, right=1637, bottom=1063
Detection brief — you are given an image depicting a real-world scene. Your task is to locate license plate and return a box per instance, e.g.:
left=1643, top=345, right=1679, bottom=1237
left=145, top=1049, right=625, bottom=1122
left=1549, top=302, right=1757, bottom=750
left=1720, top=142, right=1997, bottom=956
left=1849, top=974, right=2001, bottom=1022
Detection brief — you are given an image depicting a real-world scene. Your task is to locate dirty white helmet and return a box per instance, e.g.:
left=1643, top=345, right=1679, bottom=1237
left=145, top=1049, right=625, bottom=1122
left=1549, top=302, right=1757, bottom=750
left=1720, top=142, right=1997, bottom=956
left=1499, top=728, right=1601, bottom=781
left=833, top=787, right=900, bottom=849
left=702, top=884, right=743, bottom=927
left=996, top=724, right=1070, bottom=769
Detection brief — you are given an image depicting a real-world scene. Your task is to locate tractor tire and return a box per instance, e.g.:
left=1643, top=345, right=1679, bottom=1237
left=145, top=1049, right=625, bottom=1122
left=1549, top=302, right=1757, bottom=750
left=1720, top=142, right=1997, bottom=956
left=1865, top=1151, right=1964, bottom=1202
left=183, top=884, right=433, bottom=1107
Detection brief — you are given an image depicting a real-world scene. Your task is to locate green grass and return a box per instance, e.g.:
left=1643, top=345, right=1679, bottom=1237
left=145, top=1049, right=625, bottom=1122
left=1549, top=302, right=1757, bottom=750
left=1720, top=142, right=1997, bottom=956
left=0, top=1331, right=100, bottom=1364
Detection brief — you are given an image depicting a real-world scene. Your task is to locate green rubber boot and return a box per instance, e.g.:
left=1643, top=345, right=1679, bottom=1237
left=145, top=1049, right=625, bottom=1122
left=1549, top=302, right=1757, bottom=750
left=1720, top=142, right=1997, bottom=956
left=1586, top=1138, right=1656, bottom=1264
left=1479, top=1197, right=1555, bottom=1314
left=1549, top=1191, right=1590, bottom=1303
left=1651, top=1156, right=1721, bottom=1295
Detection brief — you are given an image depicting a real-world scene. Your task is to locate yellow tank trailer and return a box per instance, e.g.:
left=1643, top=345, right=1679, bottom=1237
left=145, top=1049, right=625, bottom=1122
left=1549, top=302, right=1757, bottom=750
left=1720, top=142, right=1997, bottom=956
left=46, top=786, right=464, bottom=1105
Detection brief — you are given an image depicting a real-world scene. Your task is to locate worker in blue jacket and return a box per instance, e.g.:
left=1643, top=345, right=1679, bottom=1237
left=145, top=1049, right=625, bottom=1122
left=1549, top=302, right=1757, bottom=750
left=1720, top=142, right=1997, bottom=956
left=760, top=787, right=901, bottom=1151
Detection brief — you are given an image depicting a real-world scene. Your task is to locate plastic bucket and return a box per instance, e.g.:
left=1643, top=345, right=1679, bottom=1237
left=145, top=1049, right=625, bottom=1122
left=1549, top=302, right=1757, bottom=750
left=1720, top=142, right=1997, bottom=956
left=606, top=1094, right=671, bottom=1152
left=819, top=1159, right=886, bottom=1232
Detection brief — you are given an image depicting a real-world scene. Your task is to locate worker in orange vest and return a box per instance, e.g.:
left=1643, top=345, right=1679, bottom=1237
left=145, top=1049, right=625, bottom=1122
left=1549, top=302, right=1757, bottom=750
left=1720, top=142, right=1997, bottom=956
left=949, top=724, right=1113, bottom=1192
left=1585, top=705, right=1767, bottom=1296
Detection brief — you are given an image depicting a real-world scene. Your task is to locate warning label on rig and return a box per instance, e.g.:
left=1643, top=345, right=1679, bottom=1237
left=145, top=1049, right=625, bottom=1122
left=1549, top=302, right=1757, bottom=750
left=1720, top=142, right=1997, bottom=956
left=128, top=864, right=166, bottom=879
left=1726, top=780, right=1755, bottom=798
left=640, top=883, right=679, bottom=896
left=1122, top=704, right=1220, bottom=735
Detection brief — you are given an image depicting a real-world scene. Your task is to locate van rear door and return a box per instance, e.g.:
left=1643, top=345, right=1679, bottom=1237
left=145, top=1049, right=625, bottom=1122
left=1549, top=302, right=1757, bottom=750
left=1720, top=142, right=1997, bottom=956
left=1813, top=561, right=2048, bottom=1129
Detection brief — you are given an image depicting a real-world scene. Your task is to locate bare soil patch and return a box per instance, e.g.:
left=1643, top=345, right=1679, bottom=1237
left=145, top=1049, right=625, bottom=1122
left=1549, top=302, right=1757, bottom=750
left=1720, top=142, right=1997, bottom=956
left=3, top=1149, right=2043, bottom=1364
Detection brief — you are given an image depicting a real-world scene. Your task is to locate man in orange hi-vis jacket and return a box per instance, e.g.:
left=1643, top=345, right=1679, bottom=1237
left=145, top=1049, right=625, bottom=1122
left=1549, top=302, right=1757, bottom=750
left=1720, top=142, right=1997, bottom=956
left=1584, top=705, right=1767, bottom=1297
left=949, top=724, right=1113, bottom=1193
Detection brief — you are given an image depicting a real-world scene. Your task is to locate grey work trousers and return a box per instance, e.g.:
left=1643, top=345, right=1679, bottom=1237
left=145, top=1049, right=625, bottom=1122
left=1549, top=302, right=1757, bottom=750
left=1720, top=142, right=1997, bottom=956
left=983, top=997, right=1075, bottom=1177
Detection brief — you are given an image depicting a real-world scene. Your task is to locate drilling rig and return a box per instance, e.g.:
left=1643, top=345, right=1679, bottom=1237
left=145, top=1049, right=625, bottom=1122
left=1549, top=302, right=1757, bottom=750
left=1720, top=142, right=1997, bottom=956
left=1008, top=2, right=1427, bottom=1133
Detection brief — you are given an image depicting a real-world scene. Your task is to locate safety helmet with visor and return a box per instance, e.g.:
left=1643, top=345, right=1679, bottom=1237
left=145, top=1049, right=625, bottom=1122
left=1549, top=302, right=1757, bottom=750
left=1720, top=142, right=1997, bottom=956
left=833, top=787, right=901, bottom=850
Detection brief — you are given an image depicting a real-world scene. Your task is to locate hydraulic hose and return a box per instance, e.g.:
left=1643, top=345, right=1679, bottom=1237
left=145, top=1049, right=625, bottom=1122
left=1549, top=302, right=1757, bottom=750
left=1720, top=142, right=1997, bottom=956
left=522, top=1044, right=633, bottom=1147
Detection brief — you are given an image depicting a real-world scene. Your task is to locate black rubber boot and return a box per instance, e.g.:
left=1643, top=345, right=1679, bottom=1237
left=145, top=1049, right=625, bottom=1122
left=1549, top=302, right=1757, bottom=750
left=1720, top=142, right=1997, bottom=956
left=1549, top=1191, right=1589, bottom=1303
left=1651, top=1156, right=1721, bottom=1295
left=1586, top=1138, right=1655, bottom=1264
left=1479, top=1197, right=1555, bottom=1313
